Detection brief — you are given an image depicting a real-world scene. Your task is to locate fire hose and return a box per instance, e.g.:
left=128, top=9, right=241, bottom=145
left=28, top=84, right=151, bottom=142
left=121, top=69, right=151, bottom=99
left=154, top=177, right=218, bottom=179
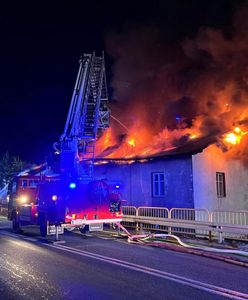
left=114, top=223, right=248, bottom=267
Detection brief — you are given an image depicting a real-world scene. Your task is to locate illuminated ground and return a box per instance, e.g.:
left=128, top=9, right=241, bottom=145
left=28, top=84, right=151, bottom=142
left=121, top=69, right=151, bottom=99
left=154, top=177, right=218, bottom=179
left=0, top=220, right=248, bottom=300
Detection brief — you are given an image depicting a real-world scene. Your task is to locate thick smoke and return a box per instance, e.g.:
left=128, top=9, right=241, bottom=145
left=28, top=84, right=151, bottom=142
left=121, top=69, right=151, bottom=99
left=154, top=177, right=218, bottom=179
left=103, top=4, right=248, bottom=162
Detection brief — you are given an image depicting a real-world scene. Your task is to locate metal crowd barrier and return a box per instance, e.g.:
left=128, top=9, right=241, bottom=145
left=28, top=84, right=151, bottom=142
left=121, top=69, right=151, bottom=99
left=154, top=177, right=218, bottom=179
left=210, top=210, right=248, bottom=225
left=122, top=206, right=248, bottom=242
left=210, top=210, right=248, bottom=241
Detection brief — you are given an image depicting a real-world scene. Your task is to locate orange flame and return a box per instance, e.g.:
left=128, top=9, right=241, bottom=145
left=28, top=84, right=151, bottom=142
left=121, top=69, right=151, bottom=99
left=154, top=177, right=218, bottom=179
left=224, top=127, right=247, bottom=145
left=95, top=110, right=248, bottom=159
left=95, top=120, right=203, bottom=159
left=225, top=133, right=240, bottom=145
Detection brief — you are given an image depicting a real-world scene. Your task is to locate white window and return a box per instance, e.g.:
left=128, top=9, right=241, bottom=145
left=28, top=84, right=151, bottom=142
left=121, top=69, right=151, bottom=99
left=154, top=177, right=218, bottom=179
left=216, top=172, right=226, bottom=198
left=152, top=172, right=165, bottom=197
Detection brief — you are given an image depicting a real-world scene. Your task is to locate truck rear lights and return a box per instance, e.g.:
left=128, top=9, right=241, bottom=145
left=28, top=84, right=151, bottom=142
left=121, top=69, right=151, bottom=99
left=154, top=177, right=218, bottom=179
left=65, top=215, right=72, bottom=222
left=116, top=212, right=122, bottom=217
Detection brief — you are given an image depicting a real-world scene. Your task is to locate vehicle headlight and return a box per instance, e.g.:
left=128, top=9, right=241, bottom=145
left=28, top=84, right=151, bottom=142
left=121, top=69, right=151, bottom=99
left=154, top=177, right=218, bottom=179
left=19, top=195, right=29, bottom=204
left=52, top=195, right=58, bottom=201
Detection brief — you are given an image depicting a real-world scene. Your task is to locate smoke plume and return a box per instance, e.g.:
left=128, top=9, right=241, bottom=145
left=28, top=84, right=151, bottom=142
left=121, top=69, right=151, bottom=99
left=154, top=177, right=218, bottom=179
left=99, top=4, right=248, bottom=163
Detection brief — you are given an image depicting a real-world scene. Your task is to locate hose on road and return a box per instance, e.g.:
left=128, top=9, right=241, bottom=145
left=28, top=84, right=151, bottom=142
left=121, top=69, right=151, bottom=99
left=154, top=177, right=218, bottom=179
left=114, top=223, right=248, bottom=267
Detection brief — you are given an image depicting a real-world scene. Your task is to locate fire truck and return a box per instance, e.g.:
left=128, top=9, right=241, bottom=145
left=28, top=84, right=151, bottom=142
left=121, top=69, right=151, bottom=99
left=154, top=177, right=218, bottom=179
left=7, top=53, right=122, bottom=237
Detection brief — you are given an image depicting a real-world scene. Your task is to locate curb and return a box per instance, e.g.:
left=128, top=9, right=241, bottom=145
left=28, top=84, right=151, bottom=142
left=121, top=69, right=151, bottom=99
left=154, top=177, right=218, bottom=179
left=144, top=241, right=248, bottom=268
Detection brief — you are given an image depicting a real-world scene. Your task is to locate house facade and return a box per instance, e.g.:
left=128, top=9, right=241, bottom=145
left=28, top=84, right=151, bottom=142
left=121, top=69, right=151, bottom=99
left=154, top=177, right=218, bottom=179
left=94, top=145, right=248, bottom=211
left=2, top=145, right=245, bottom=211
left=94, top=155, right=194, bottom=209
left=192, top=145, right=248, bottom=211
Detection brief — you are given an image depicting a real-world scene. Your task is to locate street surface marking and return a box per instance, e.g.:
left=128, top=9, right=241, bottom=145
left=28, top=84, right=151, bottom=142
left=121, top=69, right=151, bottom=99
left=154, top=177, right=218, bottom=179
left=0, top=227, right=13, bottom=230
left=23, top=237, right=37, bottom=242
left=96, top=236, right=113, bottom=240
left=0, top=231, right=20, bottom=239
left=1, top=230, right=248, bottom=299
left=46, top=243, right=248, bottom=300
left=0, top=231, right=38, bottom=242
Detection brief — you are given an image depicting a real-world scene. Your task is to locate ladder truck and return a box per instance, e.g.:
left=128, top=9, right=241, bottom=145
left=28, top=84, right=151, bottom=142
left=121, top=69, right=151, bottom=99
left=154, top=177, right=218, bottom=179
left=7, top=53, right=122, bottom=237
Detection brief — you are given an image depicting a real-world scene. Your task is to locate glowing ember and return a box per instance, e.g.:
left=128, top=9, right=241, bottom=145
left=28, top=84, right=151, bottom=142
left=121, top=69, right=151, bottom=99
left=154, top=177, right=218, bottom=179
left=189, top=134, right=197, bottom=140
left=128, top=139, right=135, bottom=147
left=234, top=127, right=241, bottom=133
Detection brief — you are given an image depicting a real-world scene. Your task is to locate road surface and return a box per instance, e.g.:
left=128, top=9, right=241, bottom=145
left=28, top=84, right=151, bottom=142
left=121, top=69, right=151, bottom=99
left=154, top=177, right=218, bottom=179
left=0, top=222, right=248, bottom=300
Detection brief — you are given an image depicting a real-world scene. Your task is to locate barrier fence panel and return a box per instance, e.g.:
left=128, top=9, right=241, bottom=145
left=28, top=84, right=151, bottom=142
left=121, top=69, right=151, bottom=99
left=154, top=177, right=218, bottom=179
left=137, top=207, right=170, bottom=232
left=137, top=207, right=169, bottom=218
left=169, top=208, right=210, bottom=236
left=122, top=206, right=137, bottom=217
left=211, top=210, right=248, bottom=225
left=121, top=206, right=138, bottom=230
left=122, top=206, right=248, bottom=241
left=210, top=210, right=248, bottom=240
left=170, top=208, right=209, bottom=221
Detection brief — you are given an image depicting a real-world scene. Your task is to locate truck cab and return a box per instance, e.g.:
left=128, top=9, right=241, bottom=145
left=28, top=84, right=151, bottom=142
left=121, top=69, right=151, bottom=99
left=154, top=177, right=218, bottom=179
left=8, top=174, right=122, bottom=237
left=7, top=175, right=62, bottom=236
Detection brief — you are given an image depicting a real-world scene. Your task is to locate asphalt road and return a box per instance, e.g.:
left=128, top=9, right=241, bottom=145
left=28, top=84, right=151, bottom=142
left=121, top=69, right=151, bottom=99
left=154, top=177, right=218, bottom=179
left=0, top=222, right=248, bottom=300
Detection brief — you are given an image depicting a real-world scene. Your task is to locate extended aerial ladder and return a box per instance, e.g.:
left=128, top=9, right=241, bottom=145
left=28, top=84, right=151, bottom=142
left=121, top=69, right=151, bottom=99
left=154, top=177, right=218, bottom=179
left=7, top=52, right=122, bottom=237
left=58, top=52, right=110, bottom=181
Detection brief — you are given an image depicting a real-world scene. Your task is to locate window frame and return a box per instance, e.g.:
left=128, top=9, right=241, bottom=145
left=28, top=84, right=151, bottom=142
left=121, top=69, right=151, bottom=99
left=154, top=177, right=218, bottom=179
left=29, top=179, right=39, bottom=188
left=21, top=179, right=28, bottom=187
left=152, top=172, right=165, bottom=197
left=216, top=172, right=226, bottom=198
left=21, top=179, right=39, bottom=188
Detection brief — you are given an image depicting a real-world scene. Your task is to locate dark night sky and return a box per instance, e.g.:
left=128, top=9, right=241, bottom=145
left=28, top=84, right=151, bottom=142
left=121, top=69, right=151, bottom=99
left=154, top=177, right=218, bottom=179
left=0, top=0, right=241, bottom=162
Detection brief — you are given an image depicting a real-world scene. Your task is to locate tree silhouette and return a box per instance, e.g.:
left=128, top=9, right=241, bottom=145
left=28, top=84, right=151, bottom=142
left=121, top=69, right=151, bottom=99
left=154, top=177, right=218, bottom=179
left=0, top=152, right=25, bottom=189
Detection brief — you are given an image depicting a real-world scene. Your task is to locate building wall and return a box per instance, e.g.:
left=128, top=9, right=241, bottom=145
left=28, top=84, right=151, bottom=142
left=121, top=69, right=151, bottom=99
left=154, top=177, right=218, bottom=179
left=192, top=145, right=248, bottom=210
left=94, top=155, right=194, bottom=209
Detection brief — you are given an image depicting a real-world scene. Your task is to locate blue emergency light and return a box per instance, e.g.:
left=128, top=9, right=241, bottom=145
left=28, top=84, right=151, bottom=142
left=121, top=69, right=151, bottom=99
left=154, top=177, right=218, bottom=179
left=69, top=182, right=77, bottom=189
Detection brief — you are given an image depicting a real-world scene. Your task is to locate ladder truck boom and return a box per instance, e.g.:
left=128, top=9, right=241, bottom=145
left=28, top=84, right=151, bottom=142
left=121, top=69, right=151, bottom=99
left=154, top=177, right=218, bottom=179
left=59, top=52, right=110, bottom=181
left=8, top=52, right=122, bottom=237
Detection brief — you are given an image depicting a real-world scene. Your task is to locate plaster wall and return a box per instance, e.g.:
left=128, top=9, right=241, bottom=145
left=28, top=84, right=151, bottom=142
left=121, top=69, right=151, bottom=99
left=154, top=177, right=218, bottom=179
left=192, top=145, right=248, bottom=210
left=94, top=155, right=194, bottom=208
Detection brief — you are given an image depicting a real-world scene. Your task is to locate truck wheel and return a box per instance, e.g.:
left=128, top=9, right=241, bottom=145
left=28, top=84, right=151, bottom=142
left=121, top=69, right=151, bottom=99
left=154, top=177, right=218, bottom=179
left=12, top=214, right=20, bottom=231
left=39, top=215, right=47, bottom=237
left=66, top=227, right=75, bottom=232
left=79, top=225, right=89, bottom=234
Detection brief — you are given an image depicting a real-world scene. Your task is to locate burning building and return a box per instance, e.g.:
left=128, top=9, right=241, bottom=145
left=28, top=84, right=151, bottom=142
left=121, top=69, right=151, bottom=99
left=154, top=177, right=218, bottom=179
left=92, top=5, right=248, bottom=211
left=94, top=154, right=194, bottom=209
left=94, top=132, right=248, bottom=211
left=193, top=143, right=248, bottom=211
